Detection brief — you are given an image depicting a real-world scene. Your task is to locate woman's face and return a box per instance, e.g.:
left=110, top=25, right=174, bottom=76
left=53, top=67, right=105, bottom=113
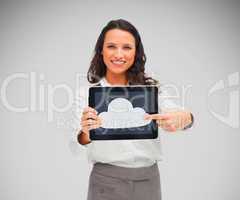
left=102, top=29, right=136, bottom=77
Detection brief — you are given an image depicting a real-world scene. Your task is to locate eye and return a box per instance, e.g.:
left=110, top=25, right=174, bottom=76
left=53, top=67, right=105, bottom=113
left=123, top=46, right=132, bottom=50
left=107, top=45, right=115, bottom=49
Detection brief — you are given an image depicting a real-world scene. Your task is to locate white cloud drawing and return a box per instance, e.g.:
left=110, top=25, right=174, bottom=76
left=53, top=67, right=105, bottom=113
left=98, top=98, right=151, bottom=129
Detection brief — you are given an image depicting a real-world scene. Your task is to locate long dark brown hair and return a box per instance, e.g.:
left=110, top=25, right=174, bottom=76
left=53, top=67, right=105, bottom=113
left=87, top=19, right=158, bottom=85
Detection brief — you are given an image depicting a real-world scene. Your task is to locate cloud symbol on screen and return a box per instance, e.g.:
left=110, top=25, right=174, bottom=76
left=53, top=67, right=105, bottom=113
left=98, top=98, right=151, bottom=129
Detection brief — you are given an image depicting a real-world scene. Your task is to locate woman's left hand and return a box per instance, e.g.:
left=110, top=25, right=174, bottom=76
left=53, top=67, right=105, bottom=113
left=144, top=111, right=192, bottom=132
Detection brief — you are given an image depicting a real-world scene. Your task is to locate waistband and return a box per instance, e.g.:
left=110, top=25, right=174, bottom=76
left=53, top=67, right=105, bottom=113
left=92, top=162, right=159, bottom=181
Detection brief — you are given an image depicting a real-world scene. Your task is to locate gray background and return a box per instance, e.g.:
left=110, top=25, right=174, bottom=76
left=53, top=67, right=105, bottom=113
left=0, top=0, right=239, bottom=200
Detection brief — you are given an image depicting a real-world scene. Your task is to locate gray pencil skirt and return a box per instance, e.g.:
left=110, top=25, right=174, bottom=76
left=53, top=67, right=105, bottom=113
left=87, top=162, right=161, bottom=200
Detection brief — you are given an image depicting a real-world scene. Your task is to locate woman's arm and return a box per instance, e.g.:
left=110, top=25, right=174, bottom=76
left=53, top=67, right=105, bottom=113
left=145, top=111, right=194, bottom=132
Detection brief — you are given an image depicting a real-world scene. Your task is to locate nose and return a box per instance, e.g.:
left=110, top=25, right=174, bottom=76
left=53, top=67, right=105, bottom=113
left=114, top=48, right=124, bottom=59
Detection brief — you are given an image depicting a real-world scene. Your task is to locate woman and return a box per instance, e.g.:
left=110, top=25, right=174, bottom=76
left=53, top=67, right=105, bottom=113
left=77, top=19, right=193, bottom=200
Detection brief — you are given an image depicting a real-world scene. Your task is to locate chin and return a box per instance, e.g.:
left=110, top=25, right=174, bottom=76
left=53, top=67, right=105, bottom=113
left=107, top=67, right=129, bottom=75
left=110, top=70, right=127, bottom=76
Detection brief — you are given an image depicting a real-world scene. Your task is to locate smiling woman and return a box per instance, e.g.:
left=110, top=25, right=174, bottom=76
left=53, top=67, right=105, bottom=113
left=87, top=19, right=158, bottom=86
left=102, top=29, right=136, bottom=81
left=75, top=19, right=194, bottom=200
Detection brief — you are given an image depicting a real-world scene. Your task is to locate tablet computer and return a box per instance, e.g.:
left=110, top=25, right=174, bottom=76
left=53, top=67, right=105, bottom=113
left=88, top=86, right=158, bottom=140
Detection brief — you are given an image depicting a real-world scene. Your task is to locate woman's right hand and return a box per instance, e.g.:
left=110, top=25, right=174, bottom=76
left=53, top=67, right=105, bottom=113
left=78, top=107, right=102, bottom=144
left=81, top=107, right=102, bottom=133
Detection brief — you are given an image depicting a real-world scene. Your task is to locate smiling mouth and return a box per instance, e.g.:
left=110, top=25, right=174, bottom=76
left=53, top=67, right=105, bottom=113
left=111, top=60, right=126, bottom=66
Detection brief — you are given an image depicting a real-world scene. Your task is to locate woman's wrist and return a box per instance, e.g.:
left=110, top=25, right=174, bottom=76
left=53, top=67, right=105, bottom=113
left=77, top=130, right=91, bottom=145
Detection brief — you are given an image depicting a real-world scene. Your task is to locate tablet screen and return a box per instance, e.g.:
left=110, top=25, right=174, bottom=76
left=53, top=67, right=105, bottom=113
left=89, top=86, right=158, bottom=140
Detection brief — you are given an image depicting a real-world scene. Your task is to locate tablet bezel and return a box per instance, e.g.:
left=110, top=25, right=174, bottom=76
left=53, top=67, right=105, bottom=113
left=88, top=86, right=158, bottom=140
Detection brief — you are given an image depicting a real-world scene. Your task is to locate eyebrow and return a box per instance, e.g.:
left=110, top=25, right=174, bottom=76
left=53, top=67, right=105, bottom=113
left=105, top=42, right=135, bottom=47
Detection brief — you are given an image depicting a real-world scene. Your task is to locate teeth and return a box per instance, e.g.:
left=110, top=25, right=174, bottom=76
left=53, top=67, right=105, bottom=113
left=112, top=61, right=125, bottom=64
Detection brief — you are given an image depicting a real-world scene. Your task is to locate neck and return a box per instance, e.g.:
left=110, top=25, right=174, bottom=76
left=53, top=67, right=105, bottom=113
left=105, top=72, right=128, bottom=85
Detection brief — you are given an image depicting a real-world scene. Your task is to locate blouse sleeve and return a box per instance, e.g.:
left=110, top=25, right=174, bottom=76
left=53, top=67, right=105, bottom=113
left=71, top=86, right=90, bottom=148
left=158, top=85, right=194, bottom=130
